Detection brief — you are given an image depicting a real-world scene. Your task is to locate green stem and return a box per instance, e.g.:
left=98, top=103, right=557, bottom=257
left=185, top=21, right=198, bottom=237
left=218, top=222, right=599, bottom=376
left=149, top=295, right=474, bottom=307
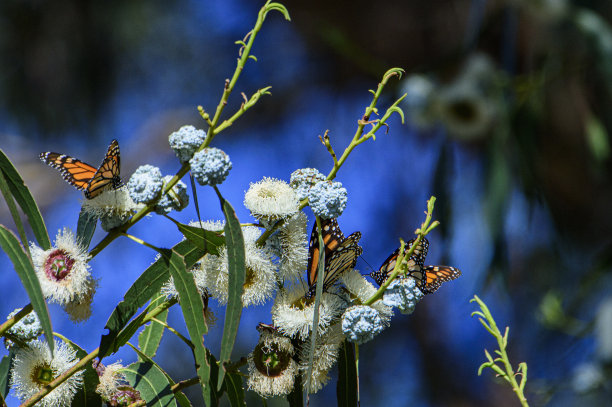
left=88, top=2, right=290, bottom=261
left=0, top=303, right=32, bottom=338
left=355, top=343, right=361, bottom=406
left=327, top=68, right=405, bottom=180
left=149, top=317, right=193, bottom=350
left=202, top=1, right=289, bottom=148
left=121, top=233, right=162, bottom=252
left=364, top=196, right=438, bottom=305
left=20, top=347, right=99, bottom=407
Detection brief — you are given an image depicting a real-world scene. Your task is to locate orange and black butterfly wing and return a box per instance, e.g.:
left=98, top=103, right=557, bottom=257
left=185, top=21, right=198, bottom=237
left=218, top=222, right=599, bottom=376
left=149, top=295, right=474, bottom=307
left=371, top=237, right=429, bottom=286
left=84, top=139, right=122, bottom=199
left=39, top=152, right=98, bottom=191
left=306, top=218, right=345, bottom=288
left=420, top=265, right=461, bottom=294
left=321, top=231, right=362, bottom=292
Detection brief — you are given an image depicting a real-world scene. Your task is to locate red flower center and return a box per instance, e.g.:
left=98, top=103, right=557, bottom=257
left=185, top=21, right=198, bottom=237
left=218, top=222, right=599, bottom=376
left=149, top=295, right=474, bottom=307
left=44, top=249, right=75, bottom=281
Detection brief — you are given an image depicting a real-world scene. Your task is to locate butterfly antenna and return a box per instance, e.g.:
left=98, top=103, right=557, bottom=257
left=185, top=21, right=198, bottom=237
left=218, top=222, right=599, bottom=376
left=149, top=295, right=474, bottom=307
left=359, top=254, right=375, bottom=275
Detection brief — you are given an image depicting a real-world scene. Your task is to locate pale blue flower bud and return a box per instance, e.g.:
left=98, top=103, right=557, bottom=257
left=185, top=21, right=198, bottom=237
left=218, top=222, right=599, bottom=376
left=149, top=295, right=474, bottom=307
left=190, top=147, right=232, bottom=186
left=4, top=308, right=43, bottom=350
left=308, top=180, right=347, bottom=219
left=169, top=125, right=206, bottom=164
left=290, top=168, right=326, bottom=200
left=154, top=176, right=189, bottom=215
left=127, top=165, right=163, bottom=204
left=341, top=305, right=385, bottom=344
left=382, top=277, right=424, bottom=315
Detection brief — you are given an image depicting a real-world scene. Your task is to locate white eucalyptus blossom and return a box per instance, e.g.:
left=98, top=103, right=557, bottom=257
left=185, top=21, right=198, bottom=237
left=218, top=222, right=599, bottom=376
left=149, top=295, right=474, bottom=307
left=247, top=329, right=297, bottom=398
left=202, top=225, right=277, bottom=306
left=244, top=177, right=299, bottom=220
left=299, top=323, right=345, bottom=393
left=30, top=228, right=97, bottom=321
left=81, top=187, right=144, bottom=231
left=275, top=212, right=308, bottom=281
left=10, top=339, right=83, bottom=407
left=271, top=286, right=346, bottom=340
left=95, top=361, right=127, bottom=400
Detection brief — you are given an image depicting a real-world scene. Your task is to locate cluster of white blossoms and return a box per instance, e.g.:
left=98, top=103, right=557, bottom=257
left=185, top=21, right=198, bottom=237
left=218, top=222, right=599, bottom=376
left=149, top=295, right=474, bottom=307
left=15, top=121, right=431, bottom=405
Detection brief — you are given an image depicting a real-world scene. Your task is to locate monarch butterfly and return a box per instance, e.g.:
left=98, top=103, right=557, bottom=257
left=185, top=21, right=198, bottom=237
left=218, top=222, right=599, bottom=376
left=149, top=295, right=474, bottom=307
left=370, top=237, right=461, bottom=294
left=40, top=139, right=122, bottom=199
left=305, top=218, right=362, bottom=299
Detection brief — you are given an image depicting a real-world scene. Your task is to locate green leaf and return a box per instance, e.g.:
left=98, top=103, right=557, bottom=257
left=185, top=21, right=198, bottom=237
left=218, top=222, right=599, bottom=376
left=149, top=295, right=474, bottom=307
left=163, top=248, right=213, bottom=406
left=0, top=353, right=13, bottom=399
left=0, top=149, right=50, bottom=249
left=175, top=222, right=224, bottom=256
left=0, top=171, right=28, bottom=252
left=123, top=361, right=178, bottom=407
left=216, top=195, right=245, bottom=390
left=76, top=206, right=98, bottom=251
left=224, top=372, right=246, bottom=407
left=127, top=343, right=192, bottom=407
left=56, top=334, right=101, bottom=407
left=0, top=225, right=54, bottom=354
left=138, top=293, right=168, bottom=359
left=99, top=239, right=206, bottom=358
left=336, top=340, right=357, bottom=407
left=287, top=371, right=303, bottom=407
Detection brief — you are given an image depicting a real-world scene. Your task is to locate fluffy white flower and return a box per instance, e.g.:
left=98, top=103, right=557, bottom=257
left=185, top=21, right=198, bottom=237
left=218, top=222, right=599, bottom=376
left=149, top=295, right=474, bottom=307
left=95, top=362, right=126, bottom=400
left=299, top=323, right=345, bottom=393
left=10, top=339, right=84, bottom=406
left=341, top=269, right=393, bottom=325
left=276, top=212, right=308, bottom=281
left=81, top=187, right=144, bottom=231
left=30, top=228, right=97, bottom=317
left=244, top=177, right=299, bottom=220
left=247, top=329, right=297, bottom=398
left=202, top=226, right=277, bottom=307
left=62, top=279, right=97, bottom=322
left=271, top=286, right=346, bottom=340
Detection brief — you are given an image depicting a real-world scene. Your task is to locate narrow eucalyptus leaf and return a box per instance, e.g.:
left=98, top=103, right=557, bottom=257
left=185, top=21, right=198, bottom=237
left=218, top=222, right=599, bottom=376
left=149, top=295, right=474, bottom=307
left=0, top=149, right=50, bottom=249
left=76, top=207, right=98, bottom=251
left=127, top=343, right=192, bottom=407
left=99, top=239, right=205, bottom=358
left=217, top=196, right=245, bottom=390
left=336, top=340, right=357, bottom=407
left=0, top=171, right=28, bottom=251
left=286, top=372, right=303, bottom=407
left=0, top=225, right=54, bottom=354
left=138, top=293, right=168, bottom=359
left=176, top=222, right=224, bottom=255
left=224, top=372, right=246, bottom=407
left=123, top=361, right=178, bottom=407
left=163, top=248, right=212, bottom=406
left=0, top=353, right=13, bottom=398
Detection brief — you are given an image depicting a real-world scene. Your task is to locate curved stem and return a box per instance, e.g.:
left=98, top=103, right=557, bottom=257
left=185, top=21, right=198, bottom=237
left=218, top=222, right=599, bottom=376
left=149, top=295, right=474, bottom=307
left=0, top=303, right=32, bottom=338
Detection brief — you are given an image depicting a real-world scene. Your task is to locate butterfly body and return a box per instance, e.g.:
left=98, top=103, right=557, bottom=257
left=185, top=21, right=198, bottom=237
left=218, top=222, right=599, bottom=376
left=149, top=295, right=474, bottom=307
left=40, top=139, right=122, bottom=199
left=305, top=218, right=362, bottom=299
left=371, top=237, right=460, bottom=294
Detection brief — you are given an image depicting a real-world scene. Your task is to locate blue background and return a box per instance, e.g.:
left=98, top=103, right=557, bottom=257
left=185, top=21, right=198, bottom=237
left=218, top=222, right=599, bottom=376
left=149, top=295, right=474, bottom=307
left=1, top=0, right=611, bottom=405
